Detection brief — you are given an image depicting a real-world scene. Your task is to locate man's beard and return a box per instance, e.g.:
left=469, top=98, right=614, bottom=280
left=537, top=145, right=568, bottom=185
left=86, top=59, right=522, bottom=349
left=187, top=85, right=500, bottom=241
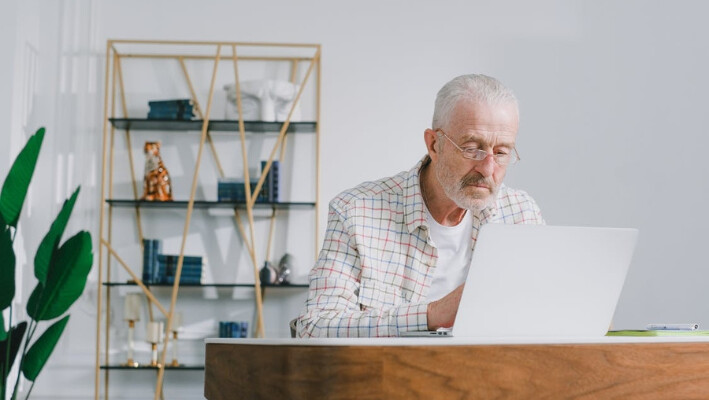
left=435, top=162, right=499, bottom=212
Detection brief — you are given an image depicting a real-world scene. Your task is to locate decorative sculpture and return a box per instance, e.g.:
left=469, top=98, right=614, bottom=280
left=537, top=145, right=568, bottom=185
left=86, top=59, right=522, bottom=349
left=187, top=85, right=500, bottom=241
left=259, top=254, right=294, bottom=285
left=141, top=141, right=173, bottom=201
left=276, top=253, right=294, bottom=285
left=223, top=80, right=302, bottom=122
left=259, top=261, right=278, bottom=285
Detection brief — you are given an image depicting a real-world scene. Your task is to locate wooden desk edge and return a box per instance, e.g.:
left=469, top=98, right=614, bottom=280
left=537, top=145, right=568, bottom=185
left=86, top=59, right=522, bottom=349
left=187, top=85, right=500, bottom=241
left=205, top=341, right=709, bottom=400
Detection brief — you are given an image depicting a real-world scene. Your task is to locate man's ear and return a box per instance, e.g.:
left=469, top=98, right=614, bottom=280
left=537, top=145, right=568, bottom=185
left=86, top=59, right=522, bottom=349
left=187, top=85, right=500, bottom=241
left=424, top=128, right=440, bottom=161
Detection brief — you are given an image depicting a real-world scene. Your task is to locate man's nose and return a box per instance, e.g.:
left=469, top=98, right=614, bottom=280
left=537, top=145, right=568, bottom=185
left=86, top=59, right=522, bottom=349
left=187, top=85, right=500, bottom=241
left=474, top=153, right=496, bottom=177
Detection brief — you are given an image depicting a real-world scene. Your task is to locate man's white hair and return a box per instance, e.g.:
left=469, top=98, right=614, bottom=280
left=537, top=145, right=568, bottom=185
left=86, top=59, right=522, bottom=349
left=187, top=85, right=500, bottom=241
left=431, top=74, right=519, bottom=130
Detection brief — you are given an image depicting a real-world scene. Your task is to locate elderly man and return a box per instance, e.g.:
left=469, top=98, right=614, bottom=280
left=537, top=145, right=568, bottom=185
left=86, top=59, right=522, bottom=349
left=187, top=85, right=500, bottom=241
left=297, top=74, right=544, bottom=338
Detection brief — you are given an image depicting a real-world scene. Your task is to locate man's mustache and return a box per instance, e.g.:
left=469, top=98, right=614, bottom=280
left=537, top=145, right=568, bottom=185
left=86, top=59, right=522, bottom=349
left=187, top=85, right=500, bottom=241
left=460, top=174, right=494, bottom=189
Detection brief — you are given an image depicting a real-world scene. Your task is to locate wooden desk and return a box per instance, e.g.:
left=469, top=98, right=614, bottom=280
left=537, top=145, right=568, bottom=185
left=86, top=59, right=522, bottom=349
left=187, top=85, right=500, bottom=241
left=204, top=337, right=709, bottom=399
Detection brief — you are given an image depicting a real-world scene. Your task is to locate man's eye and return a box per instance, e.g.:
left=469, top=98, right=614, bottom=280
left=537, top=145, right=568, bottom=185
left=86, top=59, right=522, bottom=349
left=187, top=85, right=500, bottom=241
left=496, top=149, right=510, bottom=156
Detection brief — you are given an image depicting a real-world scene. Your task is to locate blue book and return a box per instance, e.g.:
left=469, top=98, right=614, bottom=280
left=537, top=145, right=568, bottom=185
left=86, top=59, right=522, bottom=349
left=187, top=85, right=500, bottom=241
left=165, top=276, right=201, bottom=284
left=148, top=99, right=192, bottom=107
left=148, top=99, right=194, bottom=118
left=261, top=160, right=280, bottom=202
left=158, top=254, right=202, bottom=265
left=217, top=180, right=268, bottom=203
left=158, top=266, right=202, bottom=284
left=240, top=321, right=249, bottom=338
left=231, top=322, right=241, bottom=338
left=159, top=271, right=202, bottom=280
left=149, top=103, right=194, bottom=113
left=142, top=239, right=162, bottom=284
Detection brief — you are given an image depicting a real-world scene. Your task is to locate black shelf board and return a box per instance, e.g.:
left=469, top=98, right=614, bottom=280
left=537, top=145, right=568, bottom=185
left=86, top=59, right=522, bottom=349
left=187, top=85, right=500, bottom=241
left=109, top=118, right=316, bottom=133
left=106, top=199, right=315, bottom=209
left=100, top=364, right=204, bottom=371
left=104, top=281, right=309, bottom=288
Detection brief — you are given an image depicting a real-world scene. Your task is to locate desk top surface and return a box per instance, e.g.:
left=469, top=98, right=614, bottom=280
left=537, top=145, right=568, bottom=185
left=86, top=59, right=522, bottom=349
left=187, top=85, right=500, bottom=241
left=205, top=335, right=709, bottom=346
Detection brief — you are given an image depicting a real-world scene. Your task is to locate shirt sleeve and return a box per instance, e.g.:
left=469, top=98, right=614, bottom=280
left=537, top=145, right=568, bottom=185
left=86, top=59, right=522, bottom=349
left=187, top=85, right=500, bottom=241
left=296, top=199, right=429, bottom=337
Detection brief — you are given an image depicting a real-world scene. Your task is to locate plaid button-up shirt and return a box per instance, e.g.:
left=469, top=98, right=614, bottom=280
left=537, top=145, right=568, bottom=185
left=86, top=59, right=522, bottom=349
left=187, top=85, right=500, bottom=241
left=297, top=156, right=544, bottom=337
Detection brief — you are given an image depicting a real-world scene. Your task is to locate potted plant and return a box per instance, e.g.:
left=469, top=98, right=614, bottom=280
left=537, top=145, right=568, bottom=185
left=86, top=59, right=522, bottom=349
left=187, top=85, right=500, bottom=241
left=0, top=127, right=93, bottom=399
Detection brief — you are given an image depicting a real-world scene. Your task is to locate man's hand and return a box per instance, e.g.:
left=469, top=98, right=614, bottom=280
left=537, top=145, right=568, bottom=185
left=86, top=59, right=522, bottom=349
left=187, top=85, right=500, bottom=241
left=427, top=284, right=465, bottom=330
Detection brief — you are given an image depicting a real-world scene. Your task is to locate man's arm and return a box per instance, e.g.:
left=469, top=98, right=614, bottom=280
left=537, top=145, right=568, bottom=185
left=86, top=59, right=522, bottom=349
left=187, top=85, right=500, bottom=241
left=296, top=200, right=429, bottom=338
left=426, top=284, right=464, bottom=330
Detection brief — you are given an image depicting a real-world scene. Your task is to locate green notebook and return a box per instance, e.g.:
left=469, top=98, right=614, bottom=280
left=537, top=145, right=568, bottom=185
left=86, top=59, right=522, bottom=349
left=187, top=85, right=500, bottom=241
left=607, top=330, right=709, bottom=337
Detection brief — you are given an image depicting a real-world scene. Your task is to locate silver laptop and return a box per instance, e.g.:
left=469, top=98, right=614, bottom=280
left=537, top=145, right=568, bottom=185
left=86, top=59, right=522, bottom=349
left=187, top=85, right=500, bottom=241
left=401, top=224, right=638, bottom=338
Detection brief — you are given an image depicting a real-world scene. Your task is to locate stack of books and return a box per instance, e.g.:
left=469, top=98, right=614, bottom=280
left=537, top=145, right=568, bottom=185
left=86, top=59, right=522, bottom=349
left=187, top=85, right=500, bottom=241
left=147, top=99, right=195, bottom=120
left=219, top=321, right=249, bottom=338
left=142, top=239, right=204, bottom=284
left=217, top=179, right=265, bottom=203
left=157, top=254, right=204, bottom=285
left=217, top=160, right=280, bottom=203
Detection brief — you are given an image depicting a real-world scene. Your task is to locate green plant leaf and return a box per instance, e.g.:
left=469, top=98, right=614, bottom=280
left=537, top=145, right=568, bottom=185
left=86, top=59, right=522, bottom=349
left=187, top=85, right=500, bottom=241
left=26, top=285, right=43, bottom=320
left=0, top=227, right=14, bottom=309
left=0, top=322, right=28, bottom=380
left=27, top=231, right=93, bottom=321
left=0, top=313, right=6, bottom=341
left=0, top=127, right=45, bottom=228
left=22, top=315, right=70, bottom=381
left=34, top=187, right=80, bottom=285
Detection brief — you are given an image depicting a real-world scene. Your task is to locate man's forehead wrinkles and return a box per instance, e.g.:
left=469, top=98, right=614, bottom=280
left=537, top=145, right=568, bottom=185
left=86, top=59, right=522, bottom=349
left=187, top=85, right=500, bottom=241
left=457, top=130, right=516, bottom=144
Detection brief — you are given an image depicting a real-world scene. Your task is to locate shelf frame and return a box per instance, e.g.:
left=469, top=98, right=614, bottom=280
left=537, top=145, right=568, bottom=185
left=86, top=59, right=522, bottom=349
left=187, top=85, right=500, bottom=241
left=96, top=39, right=321, bottom=400
left=108, top=118, right=317, bottom=132
left=103, top=281, right=309, bottom=288
left=105, top=199, right=316, bottom=209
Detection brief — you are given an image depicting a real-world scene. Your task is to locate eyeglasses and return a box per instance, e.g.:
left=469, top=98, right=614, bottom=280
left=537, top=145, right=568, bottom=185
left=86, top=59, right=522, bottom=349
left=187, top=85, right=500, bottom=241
left=436, top=129, right=521, bottom=166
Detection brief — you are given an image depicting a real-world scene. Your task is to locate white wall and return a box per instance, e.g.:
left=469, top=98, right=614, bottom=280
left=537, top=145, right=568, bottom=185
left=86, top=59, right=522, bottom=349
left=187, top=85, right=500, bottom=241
left=5, top=0, right=709, bottom=398
left=0, top=1, right=17, bottom=169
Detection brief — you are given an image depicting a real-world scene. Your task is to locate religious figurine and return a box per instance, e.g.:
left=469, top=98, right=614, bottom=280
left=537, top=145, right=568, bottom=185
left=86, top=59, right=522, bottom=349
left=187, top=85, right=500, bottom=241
left=141, top=141, right=173, bottom=201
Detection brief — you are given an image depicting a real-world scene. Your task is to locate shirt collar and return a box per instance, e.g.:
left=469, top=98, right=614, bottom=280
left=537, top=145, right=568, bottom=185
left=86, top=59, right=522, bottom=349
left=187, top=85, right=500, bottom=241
left=403, top=156, right=429, bottom=234
left=403, top=155, right=500, bottom=233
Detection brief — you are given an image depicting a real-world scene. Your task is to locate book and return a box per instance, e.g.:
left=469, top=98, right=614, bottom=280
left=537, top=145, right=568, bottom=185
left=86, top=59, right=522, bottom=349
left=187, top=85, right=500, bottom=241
left=165, top=276, right=202, bottom=285
left=147, top=99, right=195, bottom=120
left=240, top=321, right=249, bottom=338
left=157, top=262, right=203, bottom=273
left=148, top=104, right=194, bottom=113
left=217, top=179, right=269, bottom=203
left=151, top=253, right=204, bottom=284
left=148, top=99, right=193, bottom=107
left=157, top=254, right=202, bottom=265
left=231, top=322, right=241, bottom=338
left=158, top=269, right=203, bottom=279
left=142, top=239, right=162, bottom=284
left=261, top=160, right=280, bottom=202
left=218, top=321, right=249, bottom=338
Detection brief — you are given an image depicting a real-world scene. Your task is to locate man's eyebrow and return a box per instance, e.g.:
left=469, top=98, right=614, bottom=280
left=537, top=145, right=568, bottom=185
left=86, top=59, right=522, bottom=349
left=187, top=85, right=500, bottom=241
left=494, top=141, right=515, bottom=148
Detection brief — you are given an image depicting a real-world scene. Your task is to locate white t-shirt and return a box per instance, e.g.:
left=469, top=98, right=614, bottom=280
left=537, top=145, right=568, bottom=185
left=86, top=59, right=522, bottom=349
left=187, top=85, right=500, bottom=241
left=424, top=205, right=473, bottom=302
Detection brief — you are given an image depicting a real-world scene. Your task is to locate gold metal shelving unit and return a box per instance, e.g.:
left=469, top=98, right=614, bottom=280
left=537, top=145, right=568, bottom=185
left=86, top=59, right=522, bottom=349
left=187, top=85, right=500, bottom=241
left=95, top=39, right=320, bottom=400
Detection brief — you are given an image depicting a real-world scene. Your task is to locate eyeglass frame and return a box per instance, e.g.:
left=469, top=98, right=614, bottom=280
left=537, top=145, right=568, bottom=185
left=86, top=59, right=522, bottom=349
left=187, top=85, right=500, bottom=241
left=435, top=128, right=521, bottom=166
